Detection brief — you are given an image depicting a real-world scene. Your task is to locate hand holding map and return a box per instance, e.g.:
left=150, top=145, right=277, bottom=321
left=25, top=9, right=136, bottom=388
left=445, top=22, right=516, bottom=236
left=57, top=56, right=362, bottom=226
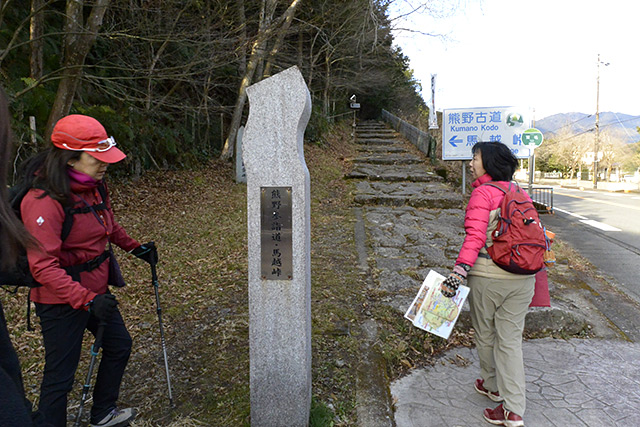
left=404, top=270, right=469, bottom=339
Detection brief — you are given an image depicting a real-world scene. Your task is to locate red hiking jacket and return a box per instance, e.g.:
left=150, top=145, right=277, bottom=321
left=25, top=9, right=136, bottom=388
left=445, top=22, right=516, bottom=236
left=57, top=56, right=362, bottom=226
left=21, top=174, right=139, bottom=310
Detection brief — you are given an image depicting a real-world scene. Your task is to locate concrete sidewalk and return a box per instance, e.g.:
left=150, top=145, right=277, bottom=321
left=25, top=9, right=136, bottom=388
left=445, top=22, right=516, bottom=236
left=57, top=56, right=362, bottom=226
left=391, top=338, right=640, bottom=426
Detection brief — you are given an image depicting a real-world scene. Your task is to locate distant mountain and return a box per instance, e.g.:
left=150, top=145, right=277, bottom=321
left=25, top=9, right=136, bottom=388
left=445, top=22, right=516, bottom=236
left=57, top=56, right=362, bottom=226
left=535, top=112, right=640, bottom=144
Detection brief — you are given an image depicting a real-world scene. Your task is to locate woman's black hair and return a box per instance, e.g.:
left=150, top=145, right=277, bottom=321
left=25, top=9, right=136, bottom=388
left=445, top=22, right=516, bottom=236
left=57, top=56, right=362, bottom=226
left=471, top=141, right=518, bottom=182
left=25, top=147, right=82, bottom=207
left=0, top=89, right=35, bottom=267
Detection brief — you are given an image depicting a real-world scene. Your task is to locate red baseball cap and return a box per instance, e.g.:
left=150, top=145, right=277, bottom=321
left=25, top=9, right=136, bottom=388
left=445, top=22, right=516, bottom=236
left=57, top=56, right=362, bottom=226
left=51, top=114, right=126, bottom=164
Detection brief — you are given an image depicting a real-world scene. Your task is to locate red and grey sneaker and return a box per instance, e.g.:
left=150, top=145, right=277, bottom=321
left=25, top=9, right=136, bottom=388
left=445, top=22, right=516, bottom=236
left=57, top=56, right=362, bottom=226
left=483, top=403, right=524, bottom=427
left=475, top=378, right=503, bottom=402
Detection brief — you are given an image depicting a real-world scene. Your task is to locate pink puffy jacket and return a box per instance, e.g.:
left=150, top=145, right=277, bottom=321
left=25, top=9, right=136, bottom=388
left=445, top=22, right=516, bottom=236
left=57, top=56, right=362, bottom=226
left=455, top=173, right=511, bottom=267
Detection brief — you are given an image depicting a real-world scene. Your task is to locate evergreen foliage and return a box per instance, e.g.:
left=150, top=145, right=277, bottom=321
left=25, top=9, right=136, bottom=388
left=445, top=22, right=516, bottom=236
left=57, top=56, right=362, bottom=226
left=1, top=0, right=428, bottom=176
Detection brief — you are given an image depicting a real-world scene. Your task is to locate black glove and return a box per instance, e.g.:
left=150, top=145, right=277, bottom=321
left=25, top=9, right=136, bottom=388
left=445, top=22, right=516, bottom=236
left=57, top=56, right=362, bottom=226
left=90, top=294, right=118, bottom=322
left=131, top=241, right=158, bottom=265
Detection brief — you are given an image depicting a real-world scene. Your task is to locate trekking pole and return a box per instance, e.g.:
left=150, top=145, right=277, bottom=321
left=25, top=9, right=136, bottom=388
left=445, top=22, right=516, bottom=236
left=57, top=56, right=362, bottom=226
left=74, top=321, right=107, bottom=427
left=151, top=261, right=174, bottom=407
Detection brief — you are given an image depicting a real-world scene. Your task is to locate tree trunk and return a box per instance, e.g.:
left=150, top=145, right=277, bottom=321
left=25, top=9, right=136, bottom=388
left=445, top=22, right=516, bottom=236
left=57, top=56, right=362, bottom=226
left=219, top=0, right=303, bottom=161
left=30, top=0, right=44, bottom=79
left=145, top=2, right=189, bottom=111
left=45, top=0, right=110, bottom=137
left=237, top=0, right=247, bottom=76
left=323, top=49, right=331, bottom=116
left=263, top=0, right=298, bottom=78
left=254, top=0, right=277, bottom=82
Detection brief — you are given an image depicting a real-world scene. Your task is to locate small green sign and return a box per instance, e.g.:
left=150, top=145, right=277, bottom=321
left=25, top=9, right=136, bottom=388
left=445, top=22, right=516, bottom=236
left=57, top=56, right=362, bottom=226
left=522, top=128, right=544, bottom=147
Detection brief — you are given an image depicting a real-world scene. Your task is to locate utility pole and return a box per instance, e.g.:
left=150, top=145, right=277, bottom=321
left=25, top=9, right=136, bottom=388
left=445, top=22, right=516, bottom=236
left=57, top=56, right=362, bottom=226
left=593, top=54, right=601, bottom=189
left=593, top=54, right=609, bottom=189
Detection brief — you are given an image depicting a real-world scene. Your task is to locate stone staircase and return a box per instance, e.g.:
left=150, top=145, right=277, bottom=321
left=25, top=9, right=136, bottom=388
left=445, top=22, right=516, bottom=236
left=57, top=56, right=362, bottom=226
left=346, top=120, right=465, bottom=312
left=347, top=121, right=462, bottom=209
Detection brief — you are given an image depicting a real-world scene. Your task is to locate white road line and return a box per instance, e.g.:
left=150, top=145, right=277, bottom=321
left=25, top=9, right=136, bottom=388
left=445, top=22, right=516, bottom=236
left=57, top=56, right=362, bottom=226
left=554, top=207, right=588, bottom=220
left=603, top=193, right=623, bottom=197
left=579, top=219, right=621, bottom=232
left=555, top=207, right=621, bottom=231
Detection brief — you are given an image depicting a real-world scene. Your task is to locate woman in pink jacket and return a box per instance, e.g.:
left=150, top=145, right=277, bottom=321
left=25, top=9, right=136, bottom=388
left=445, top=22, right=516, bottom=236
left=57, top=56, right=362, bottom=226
left=20, top=115, right=157, bottom=427
left=441, top=141, right=534, bottom=427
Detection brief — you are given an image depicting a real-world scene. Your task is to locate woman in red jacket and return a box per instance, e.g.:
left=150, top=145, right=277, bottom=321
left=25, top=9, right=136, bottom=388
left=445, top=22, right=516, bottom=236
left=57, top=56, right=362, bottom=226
left=441, top=141, right=534, bottom=427
left=21, top=115, right=157, bottom=427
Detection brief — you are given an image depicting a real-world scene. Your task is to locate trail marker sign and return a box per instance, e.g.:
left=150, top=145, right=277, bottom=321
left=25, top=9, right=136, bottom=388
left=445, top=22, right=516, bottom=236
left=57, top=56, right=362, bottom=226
left=522, top=128, right=544, bottom=147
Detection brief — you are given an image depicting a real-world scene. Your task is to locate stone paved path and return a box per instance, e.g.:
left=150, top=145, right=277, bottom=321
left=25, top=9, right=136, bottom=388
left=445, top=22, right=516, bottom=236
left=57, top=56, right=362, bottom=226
left=347, top=121, right=465, bottom=313
left=348, top=121, right=640, bottom=427
left=391, top=338, right=640, bottom=427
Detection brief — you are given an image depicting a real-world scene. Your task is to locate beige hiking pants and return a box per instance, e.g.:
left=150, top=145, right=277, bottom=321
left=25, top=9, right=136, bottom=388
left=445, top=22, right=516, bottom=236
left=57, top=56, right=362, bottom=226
left=468, top=274, right=535, bottom=416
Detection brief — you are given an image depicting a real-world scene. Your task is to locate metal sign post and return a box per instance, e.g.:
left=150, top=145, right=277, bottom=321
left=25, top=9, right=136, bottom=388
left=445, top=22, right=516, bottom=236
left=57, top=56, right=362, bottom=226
left=349, top=94, right=360, bottom=143
left=462, top=162, right=466, bottom=195
left=521, top=128, right=544, bottom=193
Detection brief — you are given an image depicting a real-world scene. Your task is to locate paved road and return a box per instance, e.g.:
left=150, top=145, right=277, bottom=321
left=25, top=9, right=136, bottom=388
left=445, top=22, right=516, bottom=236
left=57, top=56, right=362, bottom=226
left=550, top=186, right=640, bottom=249
left=541, top=187, right=640, bottom=304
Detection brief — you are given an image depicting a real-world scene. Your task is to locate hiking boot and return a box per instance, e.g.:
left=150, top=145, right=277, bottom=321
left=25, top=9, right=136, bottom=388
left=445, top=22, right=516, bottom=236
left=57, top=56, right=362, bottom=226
left=483, top=403, right=524, bottom=427
left=475, top=378, right=503, bottom=402
left=89, top=407, right=136, bottom=427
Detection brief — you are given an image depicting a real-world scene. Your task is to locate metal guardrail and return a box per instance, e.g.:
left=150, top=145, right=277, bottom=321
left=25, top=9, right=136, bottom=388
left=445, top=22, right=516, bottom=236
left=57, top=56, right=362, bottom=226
left=528, top=186, right=554, bottom=214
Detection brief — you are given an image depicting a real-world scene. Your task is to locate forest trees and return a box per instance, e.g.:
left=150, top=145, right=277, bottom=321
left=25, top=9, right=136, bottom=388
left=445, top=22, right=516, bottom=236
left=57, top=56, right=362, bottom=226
left=1, top=0, right=431, bottom=174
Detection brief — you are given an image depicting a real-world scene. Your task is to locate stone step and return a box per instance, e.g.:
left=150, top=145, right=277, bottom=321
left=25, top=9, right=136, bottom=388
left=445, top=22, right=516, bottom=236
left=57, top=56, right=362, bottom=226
left=356, top=132, right=397, bottom=138
left=356, top=139, right=399, bottom=146
left=354, top=182, right=463, bottom=209
left=357, top=127, right=395, bottom=131
left=357, top=146, right=408, bottom=153
left=345, top=164, right=443, bottom=182
left=350, top=153, right=423, bottom=165
left=357, top=123, right=389, bottom=130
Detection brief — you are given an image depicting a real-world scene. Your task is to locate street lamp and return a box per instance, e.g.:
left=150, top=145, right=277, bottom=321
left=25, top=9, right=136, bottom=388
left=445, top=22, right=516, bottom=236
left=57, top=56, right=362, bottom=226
left=593, top=54, right=609, bottom=189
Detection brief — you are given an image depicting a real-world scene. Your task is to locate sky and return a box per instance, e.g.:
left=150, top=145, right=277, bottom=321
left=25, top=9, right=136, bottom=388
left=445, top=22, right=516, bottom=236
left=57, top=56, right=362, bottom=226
left=390, top=0, right=640, bottom=121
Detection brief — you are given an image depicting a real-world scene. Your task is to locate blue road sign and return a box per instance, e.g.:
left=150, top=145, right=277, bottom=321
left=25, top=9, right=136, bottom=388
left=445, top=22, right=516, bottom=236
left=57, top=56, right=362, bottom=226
left=442, top=106, right=533, bottom=160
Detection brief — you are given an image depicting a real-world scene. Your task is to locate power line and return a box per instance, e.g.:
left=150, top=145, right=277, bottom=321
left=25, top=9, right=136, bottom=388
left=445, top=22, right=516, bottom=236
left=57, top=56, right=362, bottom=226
left=545, top=114, right=640, bottom=138
left=546, top=114, right=593, bottom=134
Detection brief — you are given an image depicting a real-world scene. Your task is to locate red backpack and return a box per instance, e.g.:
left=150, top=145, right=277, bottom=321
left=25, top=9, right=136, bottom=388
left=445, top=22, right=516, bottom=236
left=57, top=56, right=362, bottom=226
left=483, top=182, right=548, bottom=275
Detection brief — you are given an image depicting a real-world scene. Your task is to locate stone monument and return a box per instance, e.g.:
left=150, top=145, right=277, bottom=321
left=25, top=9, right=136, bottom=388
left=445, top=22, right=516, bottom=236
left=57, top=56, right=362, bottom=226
left=243, top=66, right=312, bottom=426
left=235, top=125, right=246, bottom=183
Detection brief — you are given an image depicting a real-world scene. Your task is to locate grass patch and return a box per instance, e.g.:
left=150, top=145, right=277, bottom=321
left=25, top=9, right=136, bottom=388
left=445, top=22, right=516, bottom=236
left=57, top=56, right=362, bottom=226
left=2, top=121, right=367, bottom=426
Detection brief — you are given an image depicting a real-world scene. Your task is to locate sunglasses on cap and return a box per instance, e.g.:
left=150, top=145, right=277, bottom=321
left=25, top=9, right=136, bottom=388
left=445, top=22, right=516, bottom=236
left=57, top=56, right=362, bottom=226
left=61, top=136, right=117, bottom=152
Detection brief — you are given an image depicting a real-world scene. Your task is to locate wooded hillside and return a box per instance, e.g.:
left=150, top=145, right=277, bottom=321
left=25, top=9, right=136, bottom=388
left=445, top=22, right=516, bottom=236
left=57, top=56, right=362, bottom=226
left=1, top=0, right=428, bottom=177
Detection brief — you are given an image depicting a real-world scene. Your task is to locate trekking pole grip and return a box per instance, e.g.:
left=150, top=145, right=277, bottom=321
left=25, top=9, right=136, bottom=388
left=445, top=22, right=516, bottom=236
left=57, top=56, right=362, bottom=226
left=93, top=321, right=107, bottom=353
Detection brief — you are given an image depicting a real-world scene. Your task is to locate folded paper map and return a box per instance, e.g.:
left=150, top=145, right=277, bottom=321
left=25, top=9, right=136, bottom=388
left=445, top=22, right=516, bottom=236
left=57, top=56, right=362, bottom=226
left=404, top=270, right=469, bottom=339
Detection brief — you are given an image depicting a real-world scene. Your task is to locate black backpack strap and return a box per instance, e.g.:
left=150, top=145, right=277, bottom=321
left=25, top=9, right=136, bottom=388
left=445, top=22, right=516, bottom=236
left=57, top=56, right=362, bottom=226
left=61, top=183, right=109, bottom=241
left=63, top=250, right=110, bottom=282
left=97, top=182, right=108, bottom=204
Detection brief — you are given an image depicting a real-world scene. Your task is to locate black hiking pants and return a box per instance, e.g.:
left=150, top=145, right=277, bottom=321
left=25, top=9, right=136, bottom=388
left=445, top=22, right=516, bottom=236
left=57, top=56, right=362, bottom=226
left=0, top=299, right=34, bottom=426
left=34, top=302, right=132, bottom=427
